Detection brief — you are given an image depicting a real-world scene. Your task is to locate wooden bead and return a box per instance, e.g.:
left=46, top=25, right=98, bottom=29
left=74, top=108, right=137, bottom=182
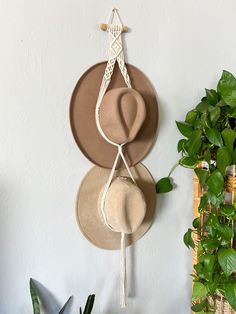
left=100, top=23, right=128, bottom=33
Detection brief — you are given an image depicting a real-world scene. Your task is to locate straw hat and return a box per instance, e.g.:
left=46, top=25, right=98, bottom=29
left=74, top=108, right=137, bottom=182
left=76, top=163, right=156, bottom=250
left=70, top=62, right=158, bottom=169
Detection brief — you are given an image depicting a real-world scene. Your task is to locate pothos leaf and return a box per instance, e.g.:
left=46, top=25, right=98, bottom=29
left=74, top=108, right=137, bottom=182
left=217, top=224, right=234, bottom=241
left=201, top=254, right=216, bottom=272
left=217, top=70, right=236, bottom=107
left=191, top=298, right=208, bottom=312
left=185, top=110, right=198, bottom=124
left=209, top=106, right=220, bottom=124
left=183, top=228, right=195, bottom=249
left=192, top=217, right=200, bottom=228
left=201, top=238, right=219, bottom=250
left=217, top=248, right=236, bottom=277
left=156, top=177, right=173, bottom=193
left=205, top=89, right=218, bottom=105
left=185, top=130, right=202, bottom=156
left=222, top=128, right=236, bottom=151
left=194, top=168, right=208, bottom=186
left=203, top=150, right=211, bottom=166
left=177, top=139, right=187, bottom=153
left=176, top=121, right=193, bottom=138
left=206, top=170, right=224, bottom=196
left=207, top=274, right=220, bottom=294
left=224, top=283, right=236, bottom=310
left=217, top=70, right=236, bottom=95
left=205, top=213, right=220, bottom=230
left=207, top=191, right=225, bottom=208
left=179, top=156, right=197, bottom=168
left=196, top=100, right=211, bottom=113
left=198, top=194, right=208, bottom=212
left=205, top=128, right=223, bottom=147
left=200, top=112, right=211, bottom=128
left=220, top=204, right=235, bottom=217
left=216, top=146, right=232, bottom=175
left=192, top=282, right=208, bottom=301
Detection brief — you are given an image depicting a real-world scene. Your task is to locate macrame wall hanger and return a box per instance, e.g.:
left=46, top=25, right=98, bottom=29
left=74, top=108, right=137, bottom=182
left=70, top=6, right=157, bottom=310
left=95, top=7, right=133, bottom=308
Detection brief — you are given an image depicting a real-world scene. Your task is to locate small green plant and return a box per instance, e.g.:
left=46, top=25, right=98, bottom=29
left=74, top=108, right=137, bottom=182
left=156, top=70, right=236, bottom=312
left=30, top=278, right=95, bottom=314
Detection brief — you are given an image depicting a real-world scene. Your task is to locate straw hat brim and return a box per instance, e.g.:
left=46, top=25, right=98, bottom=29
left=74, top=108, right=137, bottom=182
left=76, top=163, right=156, bottom=250
left=70, top=62, right=158, bottom=169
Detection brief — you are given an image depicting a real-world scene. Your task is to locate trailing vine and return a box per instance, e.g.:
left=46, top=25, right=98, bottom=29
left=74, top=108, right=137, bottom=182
left=156, top=70, right=236, bottom=313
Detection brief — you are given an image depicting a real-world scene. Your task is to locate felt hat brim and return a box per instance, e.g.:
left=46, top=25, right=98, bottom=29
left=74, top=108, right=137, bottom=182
left=76, top=163, right=156, bottom=250
left=70, top=62, right=158, bottom=169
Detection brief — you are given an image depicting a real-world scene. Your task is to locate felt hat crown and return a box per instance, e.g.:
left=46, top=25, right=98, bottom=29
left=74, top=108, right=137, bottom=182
left=99, top=87, right=146, bottom=145
left=99, top=176, right=147, bottom=234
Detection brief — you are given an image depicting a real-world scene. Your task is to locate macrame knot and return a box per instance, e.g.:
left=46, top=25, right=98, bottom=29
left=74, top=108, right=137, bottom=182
left=118, top=144, right=124, bottom=154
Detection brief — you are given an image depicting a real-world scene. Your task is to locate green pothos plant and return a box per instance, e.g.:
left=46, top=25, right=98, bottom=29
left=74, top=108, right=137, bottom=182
left=30, top=278, right=95, bottom=314
left=156, top=70, right=236, bottom=313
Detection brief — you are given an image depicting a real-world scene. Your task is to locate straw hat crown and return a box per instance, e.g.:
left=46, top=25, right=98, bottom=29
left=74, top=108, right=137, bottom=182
left=100, top=176, right=147, bottom=234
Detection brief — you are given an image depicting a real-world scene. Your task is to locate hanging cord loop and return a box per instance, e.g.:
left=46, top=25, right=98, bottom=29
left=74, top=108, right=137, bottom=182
left=95, top=9, right=134, bottom=308
left=99, top=144, right=133, bottom=308
left=100, top=8, right=128, bottom=33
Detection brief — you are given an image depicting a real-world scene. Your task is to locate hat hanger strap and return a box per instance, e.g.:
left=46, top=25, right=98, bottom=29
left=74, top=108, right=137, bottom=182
left=120, top=231, right=126, bottom=308
left=107, top=7, right=122, bottom=26
left=95, top=9, right=134, bottom=308
left=100, top=145, right=135, bottom=231
left=95, top=9, right=132, bottom=148
left=97, top=8, right=136, bottom=229
left=107, top=8, right=131, bottom=88
left=100, top=145, right=131, bottom=308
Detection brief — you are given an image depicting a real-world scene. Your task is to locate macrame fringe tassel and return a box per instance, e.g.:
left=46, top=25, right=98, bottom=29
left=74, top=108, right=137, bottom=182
left=120, top=232, right=126, bottom=308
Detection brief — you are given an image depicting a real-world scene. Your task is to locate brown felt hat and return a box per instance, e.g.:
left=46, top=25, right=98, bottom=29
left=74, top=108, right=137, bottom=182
left=70, top=62, right=158, bottom=169
left=76, top=163, right=156, bottom=250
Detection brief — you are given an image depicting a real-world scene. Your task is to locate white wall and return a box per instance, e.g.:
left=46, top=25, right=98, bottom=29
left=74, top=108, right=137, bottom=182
left=1, top=1, right=236, bottom=313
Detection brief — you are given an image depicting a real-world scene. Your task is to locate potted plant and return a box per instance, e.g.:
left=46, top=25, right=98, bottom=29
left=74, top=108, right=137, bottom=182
left=156, top=70, right=236, bottom=313
left=30, top=278, right=95, bottom=314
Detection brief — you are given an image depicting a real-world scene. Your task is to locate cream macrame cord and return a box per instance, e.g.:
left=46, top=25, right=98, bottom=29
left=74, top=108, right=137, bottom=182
left=95, top=9, right=136, bottom=309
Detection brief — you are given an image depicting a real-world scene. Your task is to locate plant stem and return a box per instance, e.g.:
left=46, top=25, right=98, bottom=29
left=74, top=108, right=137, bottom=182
left=168, top=163, right=179, bottom=177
